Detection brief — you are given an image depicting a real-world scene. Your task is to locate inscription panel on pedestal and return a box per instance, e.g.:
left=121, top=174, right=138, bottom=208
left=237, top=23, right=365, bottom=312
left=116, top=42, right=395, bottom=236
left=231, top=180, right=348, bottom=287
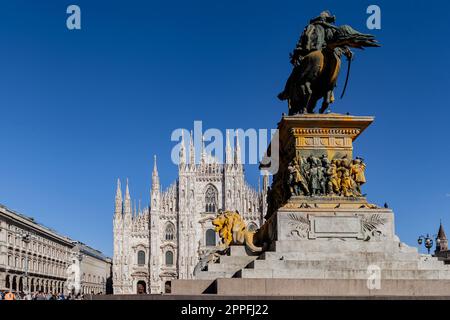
left=309, top=215, right=364, bottom=239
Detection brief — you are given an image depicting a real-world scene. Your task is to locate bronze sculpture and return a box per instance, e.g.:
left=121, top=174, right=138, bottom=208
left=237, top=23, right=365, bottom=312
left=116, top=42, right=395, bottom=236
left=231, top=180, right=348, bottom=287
left=278, top=11, right=380, bottom=114
left=285, top=155, right=366, bottom=198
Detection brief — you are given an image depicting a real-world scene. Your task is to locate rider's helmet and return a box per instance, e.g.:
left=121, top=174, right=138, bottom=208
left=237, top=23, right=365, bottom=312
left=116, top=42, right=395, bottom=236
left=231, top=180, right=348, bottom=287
left=311, top=11, right=336, bottom=24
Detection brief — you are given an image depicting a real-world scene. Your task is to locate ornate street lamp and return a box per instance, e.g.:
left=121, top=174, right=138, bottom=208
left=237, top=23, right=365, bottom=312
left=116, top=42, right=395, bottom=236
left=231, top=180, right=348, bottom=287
left=417, top=234, right=435, bottom=254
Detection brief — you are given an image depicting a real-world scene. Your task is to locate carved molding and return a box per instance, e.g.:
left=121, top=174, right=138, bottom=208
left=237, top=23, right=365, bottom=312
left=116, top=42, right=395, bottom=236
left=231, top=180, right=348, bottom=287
left=286, top=213, right=309, bottom=239
left=360, top=213, right=388, bottom=241
left=292, top=128, right=361, bottom=135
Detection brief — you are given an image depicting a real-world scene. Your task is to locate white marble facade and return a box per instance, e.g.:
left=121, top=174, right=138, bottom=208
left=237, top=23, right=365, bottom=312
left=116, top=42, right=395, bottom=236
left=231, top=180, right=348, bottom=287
left=113, top=132, right=268, bottom=294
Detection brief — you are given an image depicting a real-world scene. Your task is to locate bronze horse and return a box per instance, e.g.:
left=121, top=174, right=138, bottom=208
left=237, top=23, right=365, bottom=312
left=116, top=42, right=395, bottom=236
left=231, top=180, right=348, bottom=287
left=278, top=25, right=379, bottom=114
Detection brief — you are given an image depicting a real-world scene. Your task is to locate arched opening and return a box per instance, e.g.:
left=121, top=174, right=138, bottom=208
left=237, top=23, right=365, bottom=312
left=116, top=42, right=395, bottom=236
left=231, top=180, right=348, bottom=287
left=18, top=277, right=23, bottom=292
left=5, top=275, right=10, bottom=290
left=205, top=185, right=218, bottom=213
left=165, top=281, right=172, bottom=293
left=30, top=278, right=35, bottom=292
left=205, top=229, right=216, bottom=246
left=165, top=251, right=174, bottom=266
left=165, top=223, right=175, bottom=241
left=136, top=281, right=146, bottom=294
left=137, top=250, right=145, bottom=266
left=12, top=276, right=17, bottom=291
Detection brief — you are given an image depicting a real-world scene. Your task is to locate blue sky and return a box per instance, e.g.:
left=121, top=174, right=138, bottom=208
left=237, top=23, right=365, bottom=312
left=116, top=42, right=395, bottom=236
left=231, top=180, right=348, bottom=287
left=1, top=0, right=449, bottom=256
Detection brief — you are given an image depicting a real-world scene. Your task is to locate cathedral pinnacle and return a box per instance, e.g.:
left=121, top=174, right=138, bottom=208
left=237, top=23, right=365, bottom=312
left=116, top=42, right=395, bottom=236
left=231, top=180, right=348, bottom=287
left=125, top=178, right=130, bottom=200
left=123, top=178, right=132, bottom=220
left=114, top=178, right=123, bottom=218
left=234, top=131, right=241, bottom=165
left=189, top=130, right=195, bottom=165
left=152, top=155, right=160, bottom=191
left=179, top=130, right=186, bottom=165
left=226, top=130, right=233, bottom=165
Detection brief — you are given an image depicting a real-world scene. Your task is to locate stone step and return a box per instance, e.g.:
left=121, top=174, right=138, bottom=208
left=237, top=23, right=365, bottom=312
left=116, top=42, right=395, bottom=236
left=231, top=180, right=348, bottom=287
left=239, top=268, right=450, bottom=280
left=271, top=240, right=416, bottom=255
left=418, top=257, right=450, bottom=270
left=196, top=270, right=236, bottom=280
left=248, top=259, right=421, bottom=271
left=228, top=245, right=259, bottom=256
left=212, top=278, right=450, bottom=296
left=258, top=250, right=420, bottom=262
left=219, top=255, right=257, bottom=265
left=208, top=263, right=250, bottom=273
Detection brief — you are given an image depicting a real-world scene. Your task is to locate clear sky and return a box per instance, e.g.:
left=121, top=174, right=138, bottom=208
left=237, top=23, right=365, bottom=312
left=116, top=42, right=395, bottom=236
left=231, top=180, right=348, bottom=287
left=1, top=0, right=449, bottom=257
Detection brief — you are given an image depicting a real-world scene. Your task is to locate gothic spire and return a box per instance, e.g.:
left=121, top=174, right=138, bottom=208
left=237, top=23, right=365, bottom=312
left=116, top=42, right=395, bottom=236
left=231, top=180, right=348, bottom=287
left=436, top=221, right=448, bottom=252
left=226, top=130, right=232, bottom=165
left=150, top=155, right=161, bottom=213
left=152, top=155, right=160, bottom=191
left=234, top=131, right=241, bottom=165
left=114, top=178, right=123, bottom=219
left=179, top=130, right=186, bottom=165
left=201, top=135, right=206, bottom=163
left=123, top=178, right=132, bottom=219
left=438, top=221, right=447, bottom=240
left=189, top=130, right=195, bottom=165
left=125, top=178, right=130, bottom=200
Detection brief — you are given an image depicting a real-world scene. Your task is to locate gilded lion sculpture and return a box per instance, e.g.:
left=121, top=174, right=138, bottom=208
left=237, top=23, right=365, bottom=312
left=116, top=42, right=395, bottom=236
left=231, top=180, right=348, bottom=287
left=212, top=210, right=263, bottom=253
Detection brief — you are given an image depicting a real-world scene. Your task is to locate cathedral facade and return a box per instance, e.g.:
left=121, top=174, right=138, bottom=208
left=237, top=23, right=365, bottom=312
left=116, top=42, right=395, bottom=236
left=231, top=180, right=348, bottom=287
left=112, top=132, right=268, bottom=294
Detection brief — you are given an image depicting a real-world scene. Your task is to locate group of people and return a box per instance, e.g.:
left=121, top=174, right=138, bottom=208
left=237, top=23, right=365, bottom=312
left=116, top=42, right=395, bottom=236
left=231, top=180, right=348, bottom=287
left=0, top=290, right=87, bottom=300
left=287, top=154, right=366, bottom=197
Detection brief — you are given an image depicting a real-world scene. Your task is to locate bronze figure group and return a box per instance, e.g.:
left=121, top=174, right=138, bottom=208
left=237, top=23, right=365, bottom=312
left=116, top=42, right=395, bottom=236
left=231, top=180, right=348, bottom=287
left=287, top=155, right=366, bottom=197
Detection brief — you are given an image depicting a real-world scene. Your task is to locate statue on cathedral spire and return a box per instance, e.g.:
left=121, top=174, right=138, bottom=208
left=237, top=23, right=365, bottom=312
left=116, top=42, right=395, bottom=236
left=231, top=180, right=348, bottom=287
left=277, top=11, right=380, bottom=115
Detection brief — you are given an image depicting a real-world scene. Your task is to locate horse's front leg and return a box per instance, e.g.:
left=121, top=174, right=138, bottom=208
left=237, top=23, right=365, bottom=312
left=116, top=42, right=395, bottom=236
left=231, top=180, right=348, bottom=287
left=319, top=90, right=333, bottom=114
left=301, top=83, right=313, bottom=114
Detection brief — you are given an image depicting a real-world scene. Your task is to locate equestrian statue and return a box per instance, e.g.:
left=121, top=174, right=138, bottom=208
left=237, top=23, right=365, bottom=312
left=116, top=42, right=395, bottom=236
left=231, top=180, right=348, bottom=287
left=278, top=11, right=380, bottom=115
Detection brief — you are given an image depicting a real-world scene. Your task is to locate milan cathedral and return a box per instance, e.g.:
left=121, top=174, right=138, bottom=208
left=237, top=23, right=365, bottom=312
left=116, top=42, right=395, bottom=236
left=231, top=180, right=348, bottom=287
left=113, top=132, right=268, bottom=293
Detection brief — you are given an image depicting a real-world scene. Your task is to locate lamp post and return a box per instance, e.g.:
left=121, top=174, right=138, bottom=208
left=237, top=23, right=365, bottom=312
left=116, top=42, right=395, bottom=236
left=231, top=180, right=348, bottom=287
left=417, top=234, right=435, bottom=254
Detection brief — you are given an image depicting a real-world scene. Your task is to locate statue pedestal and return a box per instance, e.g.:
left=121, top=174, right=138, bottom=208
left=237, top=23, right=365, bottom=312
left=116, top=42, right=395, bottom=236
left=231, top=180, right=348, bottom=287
left=241, top=113, right=450, bottom=294
left=265, top=113, right=374, bottom=219
left=273, top=206, right=395, bottom=243
left=277, top=113, right=373, bottom=159
left=170, top=114, right=450, bottom=296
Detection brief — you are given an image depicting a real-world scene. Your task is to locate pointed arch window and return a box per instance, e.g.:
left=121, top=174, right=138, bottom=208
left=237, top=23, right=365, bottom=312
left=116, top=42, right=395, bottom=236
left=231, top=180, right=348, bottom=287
left=165, top=251, right=174, bottom=266
left=205, top=185, right=218, bottom=213
left=165, top=223, right=175, bottom=241
left=205, top=229, right=216, bottom=246
left=137, top=250, right=145, bottom=266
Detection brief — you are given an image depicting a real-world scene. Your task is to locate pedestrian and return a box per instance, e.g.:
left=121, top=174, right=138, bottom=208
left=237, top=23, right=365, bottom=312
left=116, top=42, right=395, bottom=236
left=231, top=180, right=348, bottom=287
left=4, top=291, right=15, bottom=300
left=35, top=291, right=45, bottom=300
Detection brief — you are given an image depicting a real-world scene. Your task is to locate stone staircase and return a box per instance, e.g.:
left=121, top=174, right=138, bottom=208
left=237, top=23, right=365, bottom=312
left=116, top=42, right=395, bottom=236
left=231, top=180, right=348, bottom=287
left=171, top=241, right=450, bottom=296
left=232, top=240, right=450, bottom=280
left=195, top=246, right=259, bottom=280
